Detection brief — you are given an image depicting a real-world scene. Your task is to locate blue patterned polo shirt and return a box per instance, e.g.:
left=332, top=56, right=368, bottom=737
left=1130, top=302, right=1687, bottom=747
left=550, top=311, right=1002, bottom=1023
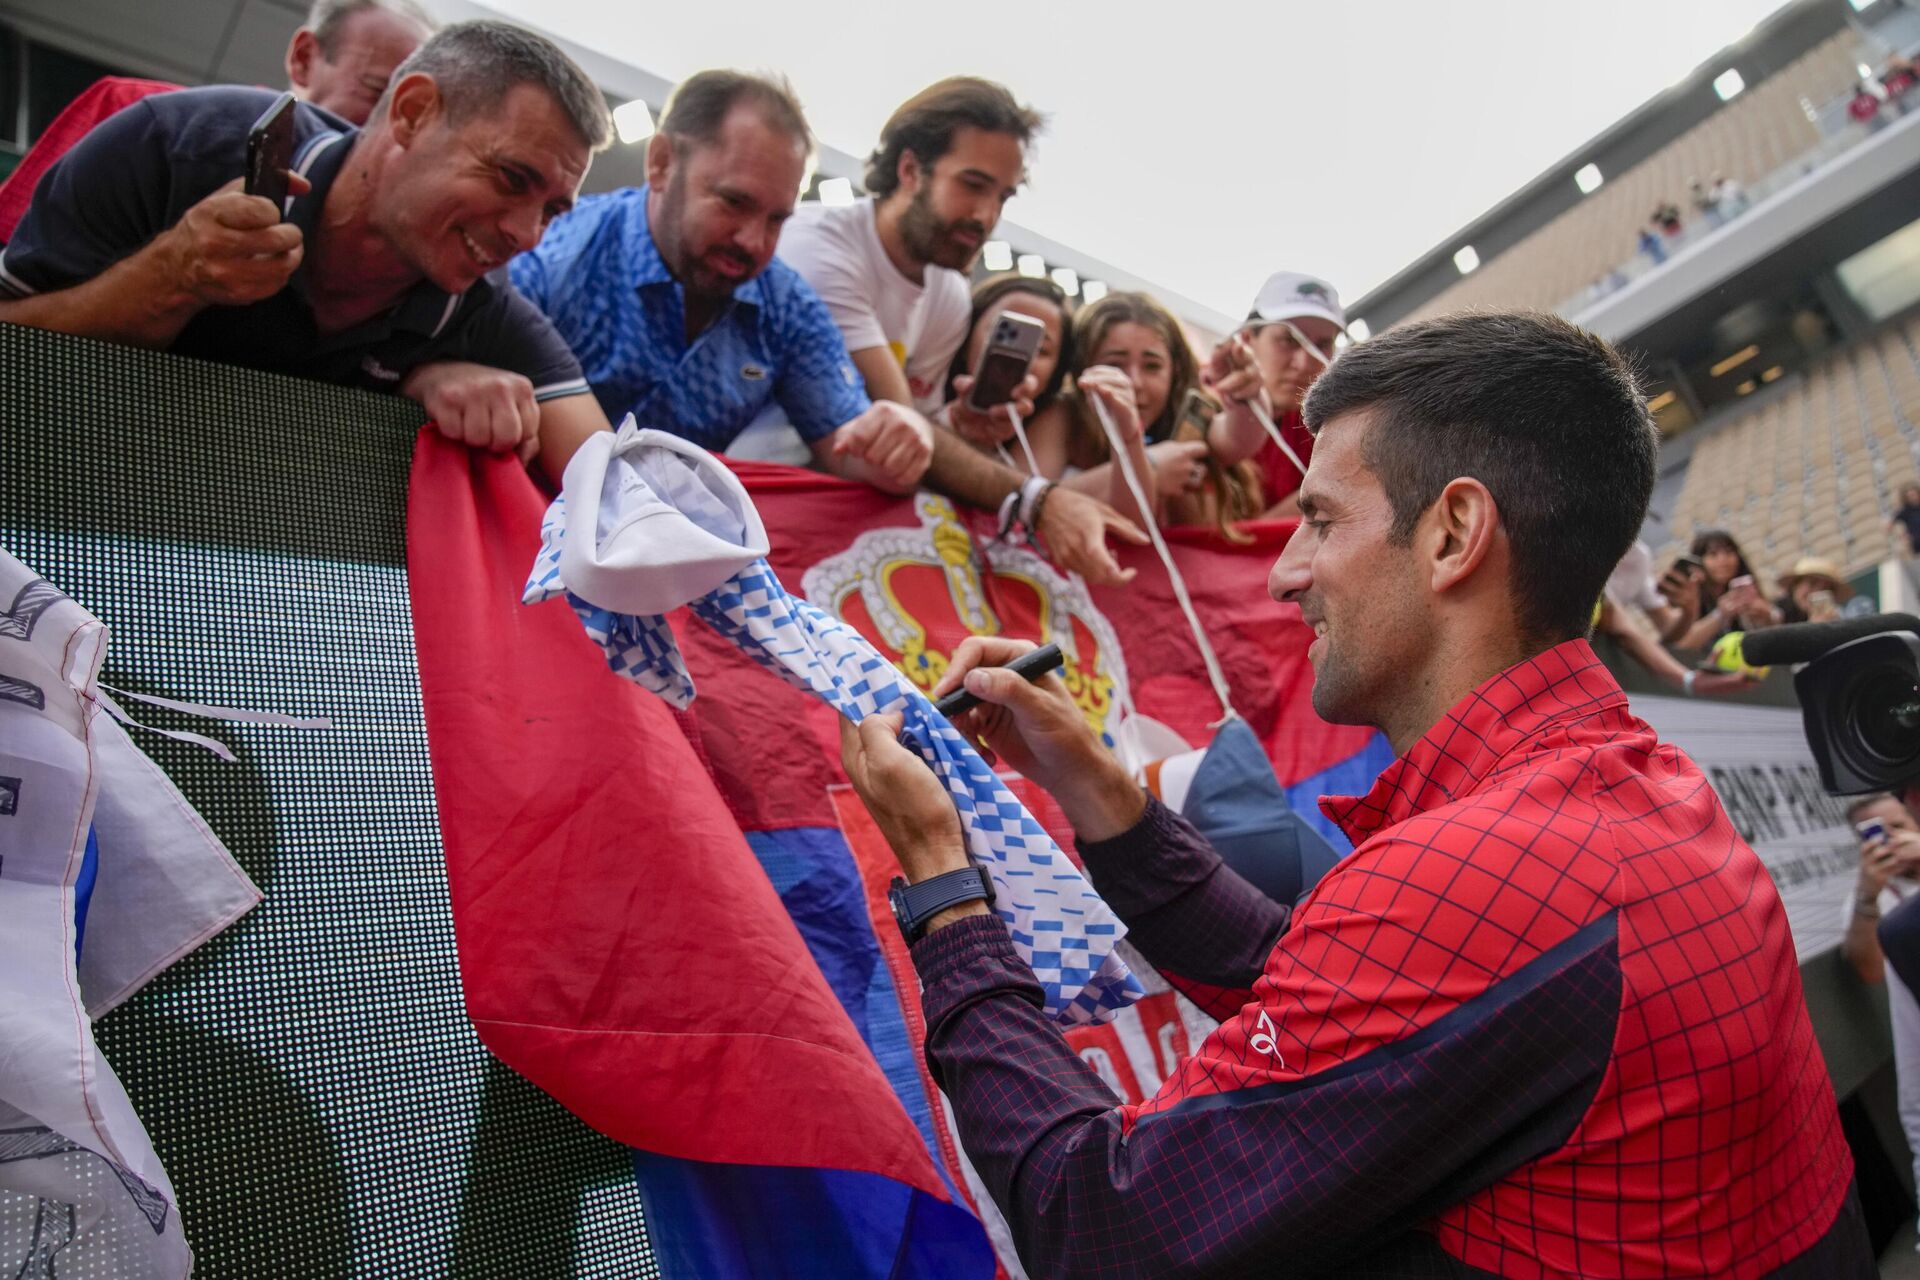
left=510, top=187, right=869, bottom=451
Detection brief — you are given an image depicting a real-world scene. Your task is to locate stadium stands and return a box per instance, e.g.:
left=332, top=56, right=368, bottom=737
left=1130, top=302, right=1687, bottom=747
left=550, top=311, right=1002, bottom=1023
left=1657, top=312, right=1920, bottom=579
left=1403, top=29, right=1865, bottom=324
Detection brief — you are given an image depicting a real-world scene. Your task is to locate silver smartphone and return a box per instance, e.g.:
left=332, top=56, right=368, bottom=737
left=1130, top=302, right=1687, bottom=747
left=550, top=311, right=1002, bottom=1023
left=966, top=311, right=1047, bottom=413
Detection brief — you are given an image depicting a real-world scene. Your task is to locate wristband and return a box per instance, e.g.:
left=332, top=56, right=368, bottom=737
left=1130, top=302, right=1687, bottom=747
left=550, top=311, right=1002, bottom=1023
left=996, top=490, right=1021, bottom=539
left=1017, top=475, right=1050, bottom=529
left=1027, top=480, right=1056, bottom=535
left=1682, top=670, right=1698, bottom=697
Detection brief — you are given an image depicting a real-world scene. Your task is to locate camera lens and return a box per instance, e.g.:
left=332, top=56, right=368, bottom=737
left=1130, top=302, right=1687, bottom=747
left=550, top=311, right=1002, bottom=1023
left=1844, top=664, right=1920, bottom=768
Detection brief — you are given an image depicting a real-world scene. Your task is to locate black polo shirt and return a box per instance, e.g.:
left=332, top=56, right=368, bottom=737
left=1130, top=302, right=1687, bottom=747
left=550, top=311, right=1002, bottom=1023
left=0, top=85, right=588, bottom=401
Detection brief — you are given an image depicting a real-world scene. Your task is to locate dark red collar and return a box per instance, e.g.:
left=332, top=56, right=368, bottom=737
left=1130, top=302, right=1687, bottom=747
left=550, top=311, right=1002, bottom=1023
left=1319, top=639, right=1629, bottom=846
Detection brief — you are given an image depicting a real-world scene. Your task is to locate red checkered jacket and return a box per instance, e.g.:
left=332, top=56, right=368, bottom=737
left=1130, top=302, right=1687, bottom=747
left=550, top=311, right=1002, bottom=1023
left=912, top=640, right=1869, bottom=1277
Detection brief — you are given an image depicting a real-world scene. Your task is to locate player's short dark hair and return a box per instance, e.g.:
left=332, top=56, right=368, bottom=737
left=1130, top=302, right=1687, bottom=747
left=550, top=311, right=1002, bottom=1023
left=1302, top=311, right=1659, bottom=644
left=864, top=77, right=1042, bottom=198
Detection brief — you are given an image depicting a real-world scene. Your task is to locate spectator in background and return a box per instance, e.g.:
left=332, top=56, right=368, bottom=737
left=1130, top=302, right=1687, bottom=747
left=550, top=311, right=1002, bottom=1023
left=939, top=274, right=1072, bottom=459
left=781, top=77, right=1040, bottom=419
left=1661, top=529, right=1780, bottom=650
left=1049, top=291, right=1261, bottom=535
left=286, top=0, right=436, bottom=126
left=1598, top=540, right=1757, bottom=697
left=0, top=0, right=431, bottom=244
left=507, top=71, right=933, bottom=494
left=0, top=22, right=615, bottom=485
left=768, top=75, right=1146, bottom=586
left=1890, top=482, right=1920, bottom=554
left=1884, top=55, right=1917, bottom=113
left=1234, top=270, right=1345, bottom=516
left=1838, top=792, right=1920, bottom=1252
left=1775, top=556, right=1874, bottom=624
left=1638, top=226, right=1669, bottom=266
left=1689, top=177, right=1721, bottom=228
left=1849, top=81, right=1885, bottom=131
left=1711, top=172, right=1747, bottom=218
left=1653, top=200, right=1683, bottom=237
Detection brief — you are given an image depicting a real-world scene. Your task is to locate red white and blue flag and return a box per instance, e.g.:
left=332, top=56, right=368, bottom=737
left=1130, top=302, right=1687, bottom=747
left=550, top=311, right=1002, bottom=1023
left=406, top=434, right=1389, bottom=1277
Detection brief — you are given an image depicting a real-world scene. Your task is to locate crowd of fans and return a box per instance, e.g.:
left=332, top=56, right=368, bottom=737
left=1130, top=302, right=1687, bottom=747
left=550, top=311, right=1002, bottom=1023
left=0, top=0, right=1355, bottom=592
left=0, top=0, right=1905, bottom=670
left=0, top=0, right=1906, bottom=703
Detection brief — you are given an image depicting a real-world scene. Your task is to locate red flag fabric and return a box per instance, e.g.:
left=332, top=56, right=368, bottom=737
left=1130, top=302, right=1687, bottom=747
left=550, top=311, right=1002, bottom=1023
left=404, top=431, right=949, bottom=1196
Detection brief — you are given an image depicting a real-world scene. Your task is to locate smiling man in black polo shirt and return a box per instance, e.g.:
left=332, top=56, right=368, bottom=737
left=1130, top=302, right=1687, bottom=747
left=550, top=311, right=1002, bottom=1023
left=0, top=20, right=614, bottom=481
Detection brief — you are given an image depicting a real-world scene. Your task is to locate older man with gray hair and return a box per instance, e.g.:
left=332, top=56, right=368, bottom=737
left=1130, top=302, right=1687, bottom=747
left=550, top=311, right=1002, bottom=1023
left=0, top=20, right=616, bottom=482
left=286, top=0, right=436, bottom=127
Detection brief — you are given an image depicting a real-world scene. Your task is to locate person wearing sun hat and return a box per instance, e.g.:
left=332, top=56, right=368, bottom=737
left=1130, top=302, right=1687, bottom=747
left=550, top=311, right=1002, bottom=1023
left=1776, top=555, right=1877, bottom=624
left=1237, top=270, right=1347, bottom=515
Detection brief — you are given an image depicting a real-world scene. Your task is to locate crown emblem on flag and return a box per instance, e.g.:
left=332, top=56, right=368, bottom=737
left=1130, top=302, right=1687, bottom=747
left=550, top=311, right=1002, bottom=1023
left=802, top=495, right=1131, bottom=747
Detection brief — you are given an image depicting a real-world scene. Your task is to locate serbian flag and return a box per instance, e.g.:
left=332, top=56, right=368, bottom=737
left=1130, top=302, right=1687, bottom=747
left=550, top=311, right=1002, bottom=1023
left=407, top=434, right=1387, bottom=1277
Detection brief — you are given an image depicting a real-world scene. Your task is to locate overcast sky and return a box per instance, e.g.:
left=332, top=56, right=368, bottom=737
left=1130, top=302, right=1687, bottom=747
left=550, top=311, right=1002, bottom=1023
left=490, top=0, right=1793, bottom=321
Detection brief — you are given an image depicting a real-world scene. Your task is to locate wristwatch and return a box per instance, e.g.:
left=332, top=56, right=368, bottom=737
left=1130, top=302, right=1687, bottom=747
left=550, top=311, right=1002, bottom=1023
left=889, top=866, right=996, bottom=945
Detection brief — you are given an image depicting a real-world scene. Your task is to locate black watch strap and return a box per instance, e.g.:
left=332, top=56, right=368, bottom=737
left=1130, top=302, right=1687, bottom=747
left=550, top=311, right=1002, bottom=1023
left=891, top=865, right=995, bottom=944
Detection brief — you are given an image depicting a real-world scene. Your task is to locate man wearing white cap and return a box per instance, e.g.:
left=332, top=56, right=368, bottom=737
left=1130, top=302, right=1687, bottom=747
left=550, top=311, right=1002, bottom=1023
left=1241, top=271, right=1346, bottom=516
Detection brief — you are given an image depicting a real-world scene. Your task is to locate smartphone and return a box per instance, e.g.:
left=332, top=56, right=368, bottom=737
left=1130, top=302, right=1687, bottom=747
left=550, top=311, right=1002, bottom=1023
left=1857, top=818, right=1890, bottom=845
left=1730, top=574, right=1754, bottom=591
left=1171, top=387, right=1219, bottom=443
left=1671, top=555, right=1704, bottom=576
left=245, top=91, right=299, bottom=214
left=966, top=311, right=1047, bottom=413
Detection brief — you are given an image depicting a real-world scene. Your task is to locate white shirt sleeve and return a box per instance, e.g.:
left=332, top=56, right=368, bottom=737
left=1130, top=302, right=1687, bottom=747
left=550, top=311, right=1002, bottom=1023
left=778, top=204, right=892, bottom=356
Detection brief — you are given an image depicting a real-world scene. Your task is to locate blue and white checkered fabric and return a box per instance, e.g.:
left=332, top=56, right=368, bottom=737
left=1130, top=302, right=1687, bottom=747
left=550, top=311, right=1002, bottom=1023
left=526, top=493, right=1143, bottom=1026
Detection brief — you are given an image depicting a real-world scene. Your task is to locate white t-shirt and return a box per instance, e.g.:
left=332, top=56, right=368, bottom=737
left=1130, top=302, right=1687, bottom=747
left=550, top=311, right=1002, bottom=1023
left=777, top=198, right=971, bottom=416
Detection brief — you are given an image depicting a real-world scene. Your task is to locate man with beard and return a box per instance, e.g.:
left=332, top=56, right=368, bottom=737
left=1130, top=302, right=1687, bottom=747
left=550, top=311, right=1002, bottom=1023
left=779, top=77, right=1034, bottom=416
left=768, top=76, right=1147, bottom=584
left=835, top=311, right=1873, bottom=1275
left=509, top=70, right=935, bottom=494
left=0, top=21, right=614, bottom=485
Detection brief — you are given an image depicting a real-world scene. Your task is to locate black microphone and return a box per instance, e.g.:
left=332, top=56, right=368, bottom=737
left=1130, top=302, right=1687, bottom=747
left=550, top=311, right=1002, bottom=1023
left=1738, top=613, right=1920, bottom=667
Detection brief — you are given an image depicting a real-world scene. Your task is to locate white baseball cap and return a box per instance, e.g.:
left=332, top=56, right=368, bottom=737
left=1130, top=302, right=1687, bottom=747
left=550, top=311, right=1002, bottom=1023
left=557, top=419, right=771, bottom=617
left=1246, top=272, right=1346, bottom=332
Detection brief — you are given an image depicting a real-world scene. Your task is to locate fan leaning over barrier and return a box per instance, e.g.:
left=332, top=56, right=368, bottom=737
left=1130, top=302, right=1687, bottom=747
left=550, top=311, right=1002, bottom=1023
left=523, top=417, right=1143, bottom=1025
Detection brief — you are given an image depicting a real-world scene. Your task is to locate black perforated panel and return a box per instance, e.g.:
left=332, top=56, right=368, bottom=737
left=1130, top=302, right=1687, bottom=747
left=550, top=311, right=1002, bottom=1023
left=0, top=325, right=660, bottom=1278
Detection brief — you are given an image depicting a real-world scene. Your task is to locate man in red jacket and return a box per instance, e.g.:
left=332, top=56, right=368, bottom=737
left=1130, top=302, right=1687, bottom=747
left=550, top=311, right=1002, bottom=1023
left=840, top=309, right=1871, bottom=1277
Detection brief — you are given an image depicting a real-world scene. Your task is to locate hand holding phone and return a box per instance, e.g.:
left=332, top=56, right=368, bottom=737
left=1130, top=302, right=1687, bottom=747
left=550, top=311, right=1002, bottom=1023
left=1171, top=387, right=1219, bottom=444
left=245, top=91, right=299, bottom=215
left=966, top=311, right=1047, bottom=413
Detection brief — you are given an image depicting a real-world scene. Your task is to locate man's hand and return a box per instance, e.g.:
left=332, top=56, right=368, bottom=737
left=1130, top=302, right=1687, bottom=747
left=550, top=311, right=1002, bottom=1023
left=402, top=361, right=540, bottom=456
left=830, top=402, right=936, bottom=493
left=837, top=711, right=975, bottom=884
left=1037, top=486, right=1148, bottom=587
left=933, top=636, right=1145, bottom=840
left=154, top=177, right=309, bottom=309
left=947, top=371, right=1039, bottom=448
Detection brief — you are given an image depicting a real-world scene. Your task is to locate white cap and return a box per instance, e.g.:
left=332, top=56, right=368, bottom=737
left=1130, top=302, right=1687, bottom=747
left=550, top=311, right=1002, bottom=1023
left=557, top=418, right=770, bottom=616
left=1247, top=272, right=1346, bottom=332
